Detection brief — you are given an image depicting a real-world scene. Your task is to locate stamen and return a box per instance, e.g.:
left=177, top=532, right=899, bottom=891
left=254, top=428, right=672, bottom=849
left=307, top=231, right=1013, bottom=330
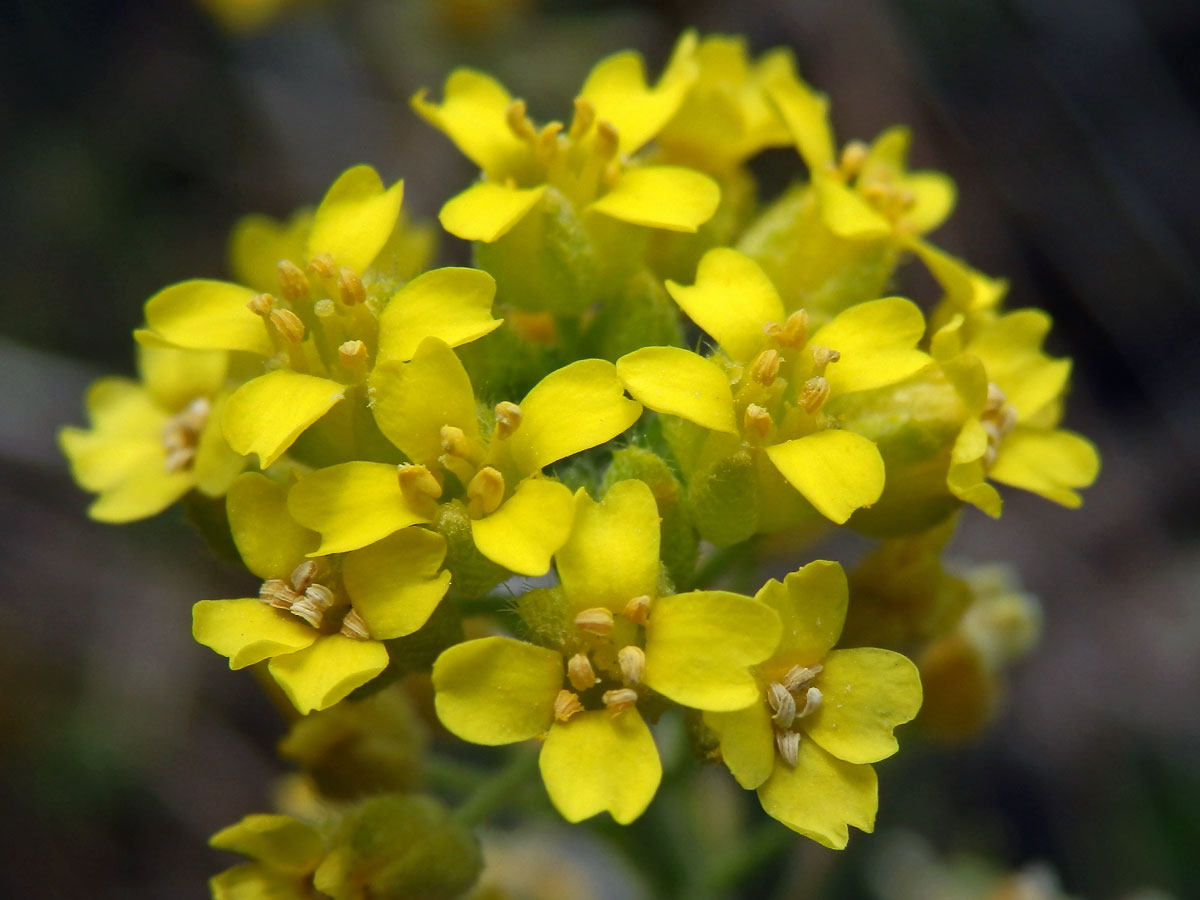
left=396, top=463, right=443, bottom=500
left=276, top=260, right=311, bottom=301
left=554, top=689, right=584, bottom=722
left=567, top=653, right=597, bottom=692
left=162, top=397, right=211, bottom=473
left=535, top=122, right=563, bottom=162
left=743, top=404, right=773, bottom=440
left=440, top=425, right=471, bottom=459
left=799, top=376, right=831, bottom=413
left=247, top=293, right=274, bottom=317
left=838, top=140, right=869, bottom=180
left=617, top=645, right=645, bottom=687
left=749, top=349, right=781, bottom=386
left=766, top=309, right=809, bottom=349
left=505, top=100, right=538, bottom=142
left=269, top=308, right=306, bottom=343
left=810, top=345, right=840, bottom=376
left=306, top=253, right=336, bottom=279
left=797, top=686, right=822, bottom=719
left=289, top=584, right=334, bottom=628
left=621, top=595, right=650, bottom=626
left=313, top=298, right=336, bottom=319
left=337, top=267, right=365, bottom=306
left=567, top=97, right=595, bottom=141
left=782, top=663, right=823, bottom=691
left=493, top=401, right=523, bottom=440
left=338, top=340, right=368, bottom=377
left=767, top=682, right=796, bottom=729
left=594, top=120, right=620, bottom=160
left=290, top=560, right=319, bottom=593
left=602, top=687, right=638, bottom=716
left=466, top=467, right=506, bottom=517
left=775, top=730, right=801, bottom=768
left=575, top=607, right=614, bottom=636
left=340, top=608, right=371, bottom=641
left=259, top=578, right=297, bottom=609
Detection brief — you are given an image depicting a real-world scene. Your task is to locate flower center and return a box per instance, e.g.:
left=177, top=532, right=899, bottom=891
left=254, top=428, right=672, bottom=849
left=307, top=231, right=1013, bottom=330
left=981, top=382, right=1018, bottom=468
left=766, top=663, right=824, bottom=767
left=554, top=600, right=651, bottom=722
left=162, top=397, right=211, bottom=473
left=257, top=560, right=371, bottom=640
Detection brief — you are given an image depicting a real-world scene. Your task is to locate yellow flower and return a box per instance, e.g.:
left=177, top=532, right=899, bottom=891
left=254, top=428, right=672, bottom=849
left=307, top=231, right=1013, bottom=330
left=413, top=35, right=720, bottom=243
left=60, top=343, right=243, bottom=522
left=208, top=813, right=324, bottom=900
left=432, top=480, right=781, bottom=824
left=618, top=248, right=931, bottom=527
left=192, top=473, right=450, bottom=714
left=705, top=561, right=922, bottom=849
left=287, top=337, right=642, bottom=575
left=933, top=311, right=1099, bottom=515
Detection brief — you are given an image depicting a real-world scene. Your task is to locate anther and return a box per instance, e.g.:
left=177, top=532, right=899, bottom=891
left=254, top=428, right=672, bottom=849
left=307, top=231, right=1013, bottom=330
left=505, top=100, right=538, bottom=142
left=575, top=607, right=615, bottom=636
left=768, top=682, right=796, bottom=729
left=269, top=308, right=306, bottom=343
left=782, top=663, right=823, bottom=691
left=397, top=463, right=443, bottom=500
left=276, top=260, right=311, bottom=301
left=567, top=97, right=595, bottom=141
left=247, top=293, right=274, bottom=317
left=799, top=376, right=831, bottom=414
left=766, top=309, right=809, bottom=349
left=602, top=688, right=639, bottom=716
left=337, top=267, right=366, bottom=306
left=340, top=608, right=371, bottom=641
left=536, top=122, right=563, bottom=161
left=743, top=404, right=773, bottom=440
left=621, top=595, right=650, bottom=626
left=554, top=689, right=583, bottom=723
left=618, top=645, right=645, bottom=687
left=313, top=298, right=336, bottom=318
left=306, top=253, right=336, bottom=279
left=594, top=120, right=620, bottom=160
left=797, top=686, right=822, bottom=719
left=567, top=653, right=597, bottom=692
left=838, top=140, right=869, bottom=180
left=290, top=584, right=334, bottom=628
left=164, top=447, right=196, bottom=473
left=290, top=560, right=320, bottom=593
left=440, top=425, right=471, bottom=459
left=775, top=730, right=801, bottom=768
left=810, top=345, right=840, bottom=375
left=493, top=401, right=523, bottom=440
left=749, top=349, right=781, bottom=386
left=259, top=578, right=297, bottom=609
left=466, top=467, right=506, bottom=518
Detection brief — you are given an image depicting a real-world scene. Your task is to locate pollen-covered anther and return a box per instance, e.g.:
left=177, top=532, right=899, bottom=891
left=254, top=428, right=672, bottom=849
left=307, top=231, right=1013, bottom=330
left=162, top=397, right=211, bottom=473
left=289, top=559, right=320, bottom=593
left=767, top=681, right=796, bottom=729
left=621, top=595, right=650, bottom=626
left=276, top=260, right=311, bottom=301
left=505, top=99, right=538, bottom=142
left=338, top=340, right=368, bottom=374
left=799, top=376, right=831, bottom=414
left=466, top=467, right=506, bottom=517
left=575, top=607, right=615, bottom=636
left=247, top=292, right=275, bottom=317
left=536, top=122, right=564, bottom=162
left=397, top=463, right=443, bottom=500
left=782, top=663, right=823, bottom=691
left=617, top=645, right=645, bottom=687
left=749, top=349, right=781, bottom=386
left=797, top=686, right=823, bottom=719
left=336, top=267, right=366, bottom=306
left=269, top=308, right=306, bottom=343
left=340, top=608, right=371, bottom=641
left=766, top=309, right=809, bottom=349
left=981, top=382, right=1018, bottom=467
left=602, top=687, right=639, bottom=716
left=810, top=345, right=840, bottom=376
left=838, top=140, right=869, bottom=180
left=289, top=584, right=334, bottom=628
left=567, top=97, right=595, bottom=141
left=775, top=730, right=801, bottom=768
left=306, top=252, right=336, bottom=279
left=440, top=425, right=471, bottom=459
left=493, top=401, right=523, bottom=440
left=743, top=404, right=773, bottom=440
left=259, top=578, right=298, bottom=609
left=567, top=653, right=598, bottom=692
left=554, top=689, right=584, bottom=723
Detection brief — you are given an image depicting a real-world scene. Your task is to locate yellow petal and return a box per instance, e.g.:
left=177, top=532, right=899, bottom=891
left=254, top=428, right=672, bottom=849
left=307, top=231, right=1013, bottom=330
left=804, top=648, right=922, bottom=764
left=813, top=175, right=893, bottom=239
left=144, top=280, right=271, bottom=356
left=540, top=709, right=661, bottom=824
left=579, top=37, right=697, bottom=155
left=228, top=210, right=312, bottom=293
left=909, top=239, right=1007, bottom=312
left=948, top=459, right=1003, bottom=518
left=756, top=560, right=848, bottom=670
left=556, top=480, right=660, bottom=613
left=210, top=862, right=308, bottom=900
left=589, top=166, right=720, bottom=233
left=470, top=478, right=574, bottom=576
left=764, top=70, right=835, bottom=170
left=87, top=463, right=195, bottom=523
left=616, top=347, right=737, bottom=434
left=757, top=738, right=877, bottom=850
left=765, top=431, right=885, bottom=524
left=137, top=344, right=227, bottom=411
left=432, top=636, right=563, bottom=745
left=60, top=425, right=161, bottom=494
left=705, top=702, right=775, bottom=789
left=306, top=165, right=404, bottom=274
left=209, top=814, right=323, bottom=873
left=376, top=267, right=501, bottom=363
left=192, top=395, right=247, bottom=497
left=342, top=529, right=451, bottom=639
left=411, top=69, right=529, bottom=177
left=192, top=598, right=316, bottom=670
left=222, top=371, right=346, bottom=468
left=966, top=311, right=1071, bottom=420
left=809, top=297, right=930, bottom=394
left=665, top=248, right=784, bottom=362
left=989, top=427, right=1100, bottom=508
left=287, top=462, right=433, bottom=556
left=226, top=473, right=319, bottom=579
left=268, top=635, right=390, bottom=714
left=505, top=359, right=642, bottom=474
left=440, top=182, right=548, bottom=243
left=370, top=338, right=480, bottom=464
left=644, top=591, right=781, bottom=711
left=901, top=171, right=957, bottom=234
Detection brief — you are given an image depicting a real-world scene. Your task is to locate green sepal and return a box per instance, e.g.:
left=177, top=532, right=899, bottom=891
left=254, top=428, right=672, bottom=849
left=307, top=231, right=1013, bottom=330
left=515, top=586, right=572, bottom=651
left=434, top=500, right=510, bottom=599
left=583, top=268, right=684, bottom=362
left=687, top=449, right=760, bottom=546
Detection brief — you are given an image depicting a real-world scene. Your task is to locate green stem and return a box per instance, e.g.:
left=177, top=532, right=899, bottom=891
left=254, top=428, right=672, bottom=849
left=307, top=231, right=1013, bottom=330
left=689, top=538, right=759, bottom=592
left=451, top=747, right=540, bottom=828
left=698, top=819, right=795, bottom=898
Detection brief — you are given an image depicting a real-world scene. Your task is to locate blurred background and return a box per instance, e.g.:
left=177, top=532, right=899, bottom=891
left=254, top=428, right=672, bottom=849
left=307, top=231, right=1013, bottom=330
left=1, top=0, right=1198, bottom=897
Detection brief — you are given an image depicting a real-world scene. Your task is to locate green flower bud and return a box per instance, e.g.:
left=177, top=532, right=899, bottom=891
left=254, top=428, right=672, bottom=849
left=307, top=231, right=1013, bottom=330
left=436, top=500, right=510, bottom=599
left=687, top=449, right=759, bottom=546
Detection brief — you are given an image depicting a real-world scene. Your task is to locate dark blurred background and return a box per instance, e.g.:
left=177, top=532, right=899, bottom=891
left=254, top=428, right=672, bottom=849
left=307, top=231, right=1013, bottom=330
left=2, top=1, right=1198, bottom=897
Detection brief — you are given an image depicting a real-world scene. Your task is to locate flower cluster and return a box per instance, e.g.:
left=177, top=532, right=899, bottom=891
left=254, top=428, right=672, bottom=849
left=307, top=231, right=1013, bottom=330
left=61, top=31, right=1099, bottom=894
